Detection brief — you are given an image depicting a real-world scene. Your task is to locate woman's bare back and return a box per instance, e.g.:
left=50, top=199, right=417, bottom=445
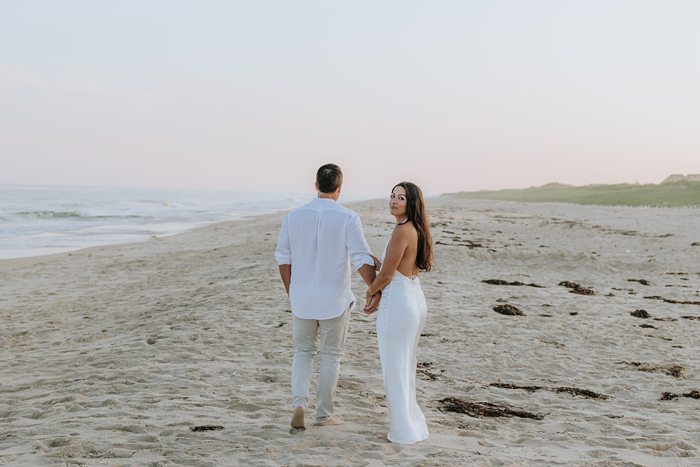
left=394, top=221, right=420, bottom=277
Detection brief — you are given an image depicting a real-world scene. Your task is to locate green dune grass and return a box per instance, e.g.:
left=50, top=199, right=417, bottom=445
left=447, top=181, right=700, bottom=207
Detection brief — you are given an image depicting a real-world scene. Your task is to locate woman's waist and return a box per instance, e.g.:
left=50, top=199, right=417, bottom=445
left=385, top=272, right=420, bottom=287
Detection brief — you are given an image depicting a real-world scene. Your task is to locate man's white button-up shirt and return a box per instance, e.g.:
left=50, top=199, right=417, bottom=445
left=275, top=197, right=374, bottom=320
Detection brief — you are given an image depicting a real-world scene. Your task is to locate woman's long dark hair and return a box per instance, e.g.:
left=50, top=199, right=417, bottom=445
left=393, top=182, right=433, bottom=272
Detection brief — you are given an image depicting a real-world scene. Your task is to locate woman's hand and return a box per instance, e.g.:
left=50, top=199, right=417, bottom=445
left=364, top=289, right=381, bottom=315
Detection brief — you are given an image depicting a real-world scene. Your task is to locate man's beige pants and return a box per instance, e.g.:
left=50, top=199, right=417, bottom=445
left=291, top=307, right=351, bottom=422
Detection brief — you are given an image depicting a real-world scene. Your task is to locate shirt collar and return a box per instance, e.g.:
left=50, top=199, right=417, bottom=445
left=313, top=196, right=337, bottom=204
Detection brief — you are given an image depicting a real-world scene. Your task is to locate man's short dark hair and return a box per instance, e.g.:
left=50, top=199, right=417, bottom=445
left=316, top=163, right=343, bottom=193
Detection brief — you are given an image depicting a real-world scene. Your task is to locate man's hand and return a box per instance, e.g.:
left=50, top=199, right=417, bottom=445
left=370, top=254, right=382, bottom=272
left=278, top=264, right=291, bottom=295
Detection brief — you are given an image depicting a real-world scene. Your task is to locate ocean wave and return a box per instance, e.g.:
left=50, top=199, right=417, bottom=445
left=17, top=210, right=84, bottom=219
left=3, top=187, right=306, bottom=260
left=15, top=211, right=143, bottom=221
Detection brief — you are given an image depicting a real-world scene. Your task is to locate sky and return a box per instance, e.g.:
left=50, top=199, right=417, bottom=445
left=1, top=1, right=699, bottom=197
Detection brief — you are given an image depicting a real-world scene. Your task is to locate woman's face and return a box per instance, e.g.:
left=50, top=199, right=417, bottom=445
left=390, top=186, right=408, bottom=218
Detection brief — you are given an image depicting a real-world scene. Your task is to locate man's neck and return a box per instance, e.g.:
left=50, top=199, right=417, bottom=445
left=318, top=193, right=339, bottom=201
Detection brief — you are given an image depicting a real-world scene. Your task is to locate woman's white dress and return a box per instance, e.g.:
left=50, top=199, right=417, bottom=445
left=376, top=247, right=429, bottom=444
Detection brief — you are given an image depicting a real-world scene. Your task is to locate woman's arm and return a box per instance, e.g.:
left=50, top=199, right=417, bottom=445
left=367, top=226, right=410, bottom=296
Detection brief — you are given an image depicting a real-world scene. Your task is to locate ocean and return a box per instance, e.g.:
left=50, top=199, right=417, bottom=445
left=0, top=185, right=368, bottom=260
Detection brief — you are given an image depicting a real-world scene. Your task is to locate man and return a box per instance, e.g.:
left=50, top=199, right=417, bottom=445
left=275, top=163, right=379, bottom=431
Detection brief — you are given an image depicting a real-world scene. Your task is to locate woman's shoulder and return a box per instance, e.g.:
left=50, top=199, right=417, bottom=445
left=393, top=221, right=418, bottom=240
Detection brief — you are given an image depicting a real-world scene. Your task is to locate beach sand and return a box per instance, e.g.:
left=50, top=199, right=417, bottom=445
left=1, top=198, right=699, bottom=466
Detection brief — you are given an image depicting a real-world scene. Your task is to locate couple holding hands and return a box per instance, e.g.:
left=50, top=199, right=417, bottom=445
left=275, top=163, right=433, bottom=444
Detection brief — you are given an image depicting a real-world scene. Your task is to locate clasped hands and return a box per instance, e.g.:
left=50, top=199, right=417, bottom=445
left=364, top=287, right=381, bottom=315
left=364, top=254, right=382, bottom=315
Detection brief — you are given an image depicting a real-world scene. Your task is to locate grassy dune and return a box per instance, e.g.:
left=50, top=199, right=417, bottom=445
left=447, top=181, right=700, bottom=207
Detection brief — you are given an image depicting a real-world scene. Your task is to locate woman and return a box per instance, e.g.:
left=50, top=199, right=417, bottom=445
left=365, top=181, right=433, bottom=444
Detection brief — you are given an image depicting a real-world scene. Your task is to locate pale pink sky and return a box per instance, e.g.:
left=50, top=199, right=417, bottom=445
left=2, top=1, right=699, bottom=196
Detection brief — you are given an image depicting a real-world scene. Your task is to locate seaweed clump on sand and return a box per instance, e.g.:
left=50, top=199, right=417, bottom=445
left=435, top=239, right=484, bottom=249
left=490, top=383, right=610, bottom=400
left=191, top=425, right=224, bottom=432
left=630, top=309, right=651, bottom=318
left=552, top=386, right=610, bottom=399
left=438, top=397, right=544, bottom=420
left=559, top=281, right=595, bottom=295
left=627, top=279, right=651, bottom=285
left=493, top=304, right=525, bottom=316
left=616, top=361, right=686, bottom=378
left=482, top=279, right=545, bottom=288
left=660, top=390, right=700, bottom=401
left=417, top=362, right=444, bottom=381
left=644, top=295, right=700, bottom=306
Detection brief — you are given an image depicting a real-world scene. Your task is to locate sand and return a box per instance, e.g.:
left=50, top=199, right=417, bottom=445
left=1, top=198, right=699, bottom=466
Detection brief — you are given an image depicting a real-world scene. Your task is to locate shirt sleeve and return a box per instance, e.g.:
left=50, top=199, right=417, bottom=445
left=347, top=213, right=374, bottom=270
left=274, top=216, right=292, bottom=265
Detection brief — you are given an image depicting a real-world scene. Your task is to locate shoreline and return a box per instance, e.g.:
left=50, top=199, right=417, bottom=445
left=0, top=196, right=386, bottom=265
left=5, top=195, right=699, bottom=266
left=0, top=213, right=281, bottom=268
left=0, top=185, right=327, bottom=264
